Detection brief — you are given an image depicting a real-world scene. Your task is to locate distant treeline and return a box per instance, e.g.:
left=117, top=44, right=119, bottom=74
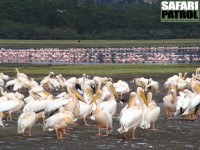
left=0, top=0, right=199, bottom=40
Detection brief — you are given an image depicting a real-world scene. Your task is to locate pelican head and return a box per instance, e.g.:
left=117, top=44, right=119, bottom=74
left=171, top=82, right=178, bottom=90
left=85, top=86, right=94, bottom=99
left=137, top=87, right=148, bottom=107
left=107, top=82, right=119, bottom=99
left=127, top=92, right=137, bottom=108
left=67, top=83, right=86, bottom=103
left=89, top=90, right=102, bottom=105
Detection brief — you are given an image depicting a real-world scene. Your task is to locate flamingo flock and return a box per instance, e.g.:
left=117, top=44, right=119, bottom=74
left=0, top=67, right=199, bottom=141
left=0, top=47, right=199, bottom=64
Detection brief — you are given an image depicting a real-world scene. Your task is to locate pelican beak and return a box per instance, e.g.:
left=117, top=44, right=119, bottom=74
left=110, top=85, right=119, bottom=99
left=127, top=95, right=136, bottom=108
left=195, top=84, right=200, bottom=93
left=140, top=91, right=148, bottom=107
left=86, top=88, right=94, bottom=99
left=42, top=91, right=51, bottom=96
left=172, top=86, right=177, bottom=90
left=70, top=88, right=86, bottom=103
left=89, top=94, right=102, bottom=105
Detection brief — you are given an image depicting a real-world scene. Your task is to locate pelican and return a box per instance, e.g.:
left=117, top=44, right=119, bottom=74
left=180, top=92, right=200, bottom=120
left=163, top=83, right=178, bottom=119
left=140, top=92, right=160, bottom=130
left=64, top=83, right=86, bottom=118
left=89, top=91, right=112, bottom=136
left=29, top=85, right=53, bottom=100
left=113, top=80, right=130, bottom=102
left=6, top=98, right=24, bottom=121
left=97, top=82, right=119, bottom=117
left=145, top=78, right=159, bottom=94
left=16, top=68, right=28, bottom=79
left=17, top=111, right=37, bottom=136
left=131, top=77, right=149, bottom=89
left=0, top=72, right=9, bottom=81
left=0, top=99, right=19, bottom=113
left=44, top=111, right=75, bottom=139
left=78, top=85, right=95, bottom=125
left=118, top=92, right=143, bottom=139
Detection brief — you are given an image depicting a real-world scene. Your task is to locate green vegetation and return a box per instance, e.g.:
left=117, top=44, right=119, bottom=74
left=0, top=64, right=198, bottom=80
left=0, top=0, right=199, bottom=40
left=0, top=39, right=200, bottom=48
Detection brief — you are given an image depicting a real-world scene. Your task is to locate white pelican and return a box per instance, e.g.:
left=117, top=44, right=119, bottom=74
left=163, top=84, right=178, bottom=119
left=0, top=99, right=19, bottom=112
left=64, top=83, right=86, bottom=118
left=0, top=72, right=9, bottom=81
left=96, top=82, right=119, bottom=117
left=131, top=77, right=149, bottom=89
left=17, top=111, right=37, bottom=136
left=89, top=91, right=112, bottom=136
left=29, top=85, right=53, bottom=100
left=140, top=92, right=160, bottom=130
left=145, top=78, right=159, bottom=94
left=118, top=92, right=143, bottom=139
left=113, top=80, right=130, bottom=102
left=56, top=74, right=66, bottom=91
left=78, top=85, right=95, bottom=125
left=16, top=68, right=28, bottom=79
left=179, top=92, right=200, bottom=120
left=44, top=111, right=75, bottom=139
left=6, top=98, right=24, bottom=121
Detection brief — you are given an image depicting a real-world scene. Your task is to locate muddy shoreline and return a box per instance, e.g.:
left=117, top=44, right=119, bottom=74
left=0, top=74, right=199, bottom=150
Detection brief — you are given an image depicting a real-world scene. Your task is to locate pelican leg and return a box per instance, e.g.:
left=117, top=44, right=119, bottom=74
left=97, top=126, right=102, bottom=136
left=132, top=128, right=138, bottom=140
left=191, top=114, right=196, bottom=121
left=42, top=113, right=45, bottom=125
left=9, top=112, right=13, bottom=122
left=6, top=113, right=10, bottom=121
left=29, top=126, right=33, bottom=136
left=152, top=122, right=157, bottom=130
left=59, top=129, right=64, bottom=139
left=122, top=132, right=128, bottom=139
left=103, top=125, right=108, bottom=137
left=55, top=128, right=59, bottom=139
left=83, top=116, right=89, bottom=126
left=132, top=128, right=135, bottom=140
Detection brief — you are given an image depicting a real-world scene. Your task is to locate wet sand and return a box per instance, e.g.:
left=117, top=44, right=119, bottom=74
left=0, top=74, right=200, bottom=150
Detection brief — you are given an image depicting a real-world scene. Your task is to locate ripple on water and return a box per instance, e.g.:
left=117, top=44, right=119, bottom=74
left=184, top=144, right=194, bottom=148
left=0, top=141, right=5, bottom=144
left=26, top=138, right=41, bottom=141
left=137, top=143, right=147, bottom=145
left=97, top=144, right=115, bottom=150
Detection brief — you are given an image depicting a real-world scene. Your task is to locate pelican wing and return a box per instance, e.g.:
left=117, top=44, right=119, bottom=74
left=23, top=100, right=52, bottom=113
left=0, top=100, right=19, bottom=112
left=119, top=108, right=142, bottom=133
left=113, top=80, right=129, bottom=93
left=44, top=113, right=66, bottom=128
left=44, top=98, right=70, bottom=117
left=18, top=111, right=36, bottom=131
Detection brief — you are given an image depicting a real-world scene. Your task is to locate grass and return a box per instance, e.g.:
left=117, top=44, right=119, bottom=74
left=0, top=39, right=200, bottom=48
left=0, top=64, right=199, bottom=80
